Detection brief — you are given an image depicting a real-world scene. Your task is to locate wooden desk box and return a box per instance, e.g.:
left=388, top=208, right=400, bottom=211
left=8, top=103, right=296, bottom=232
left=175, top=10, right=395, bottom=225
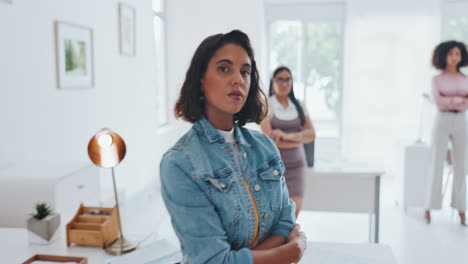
left=66, top=204, right=119, bottom=248
left=23, top=254, right=88, bottom=264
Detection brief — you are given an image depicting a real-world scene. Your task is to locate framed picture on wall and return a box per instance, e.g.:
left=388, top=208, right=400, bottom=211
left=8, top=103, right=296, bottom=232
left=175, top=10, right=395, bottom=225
left=119, top=3, right=136, bottom=56
left=55, top=21, right=94, bottom=89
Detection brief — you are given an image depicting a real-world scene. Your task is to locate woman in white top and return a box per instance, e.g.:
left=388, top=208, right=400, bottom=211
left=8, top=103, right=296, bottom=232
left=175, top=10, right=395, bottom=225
left=260, top=66, right=315, bottom=217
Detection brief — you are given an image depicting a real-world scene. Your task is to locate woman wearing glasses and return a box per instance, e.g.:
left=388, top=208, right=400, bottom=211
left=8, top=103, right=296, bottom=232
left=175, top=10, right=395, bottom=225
left=260, top=66, right=315, bottom=217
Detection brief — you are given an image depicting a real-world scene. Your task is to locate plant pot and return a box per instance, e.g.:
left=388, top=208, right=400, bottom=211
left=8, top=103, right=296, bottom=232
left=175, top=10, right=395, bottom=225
left=27, top=214, right=61, bottom=244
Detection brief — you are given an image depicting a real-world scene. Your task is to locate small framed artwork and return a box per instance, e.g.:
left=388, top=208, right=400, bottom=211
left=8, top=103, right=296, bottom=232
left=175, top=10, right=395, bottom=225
left=55, top=21, right=94, bottom=89
left=119, top=3, right=136, bottom=56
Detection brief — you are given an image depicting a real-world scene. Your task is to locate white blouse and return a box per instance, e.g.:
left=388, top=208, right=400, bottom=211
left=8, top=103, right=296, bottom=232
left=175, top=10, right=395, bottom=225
left=217, top=128, right=235, bottom=144
left=269, top=95, right=309, bottom=121
left=217, top=128, right=241, bottom=166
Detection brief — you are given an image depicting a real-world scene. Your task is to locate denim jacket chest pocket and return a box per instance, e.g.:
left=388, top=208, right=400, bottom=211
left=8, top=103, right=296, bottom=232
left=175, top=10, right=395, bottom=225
left=257, top=159, right=285, bottom=212
left=199, top=167, right=241, bottom=246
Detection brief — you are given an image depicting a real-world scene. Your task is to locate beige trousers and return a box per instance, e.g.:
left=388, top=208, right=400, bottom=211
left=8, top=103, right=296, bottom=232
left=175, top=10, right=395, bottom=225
left=426, top=111, right=467, bottom=211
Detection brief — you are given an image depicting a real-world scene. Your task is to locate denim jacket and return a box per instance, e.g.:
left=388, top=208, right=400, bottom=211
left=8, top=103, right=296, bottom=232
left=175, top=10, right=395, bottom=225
left=160, top=117, right=296, bottom=264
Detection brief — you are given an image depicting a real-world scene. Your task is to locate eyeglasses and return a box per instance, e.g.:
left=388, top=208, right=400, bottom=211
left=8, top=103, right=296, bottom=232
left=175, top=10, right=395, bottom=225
left=274, top=78, right=292, bottom=85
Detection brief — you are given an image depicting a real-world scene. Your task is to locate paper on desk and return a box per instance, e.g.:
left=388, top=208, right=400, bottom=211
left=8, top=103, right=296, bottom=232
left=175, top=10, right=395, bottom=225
left=31, top=262, right=78, bottom=264
left=106, top=239, right=182, bottom=264
left=145, top=251, right=183, bottom=264
left=302, top=247, right=378, bottom=264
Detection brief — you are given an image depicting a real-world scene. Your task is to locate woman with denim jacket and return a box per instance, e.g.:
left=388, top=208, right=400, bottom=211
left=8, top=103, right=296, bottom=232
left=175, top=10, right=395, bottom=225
left=160, top=30, right=307, bottom=264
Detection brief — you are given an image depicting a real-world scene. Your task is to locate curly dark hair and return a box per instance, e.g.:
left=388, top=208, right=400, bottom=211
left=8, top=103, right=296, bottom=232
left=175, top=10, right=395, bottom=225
left=432, top=40, right=468, bottom=71
left=174, top=30, right=267, bottom=127
left=269, top=66, right=305, bottom=127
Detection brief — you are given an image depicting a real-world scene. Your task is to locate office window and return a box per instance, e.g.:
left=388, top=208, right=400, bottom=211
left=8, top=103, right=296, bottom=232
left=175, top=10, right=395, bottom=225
left=442, top=0, right=468, bottom=75
left=444, top=16, right=468, bottom=42
left=442, top=0, right=468, bottom=41
left=267, top=3, right=345, bottom=139
left=153, top=0, right=168, bottom=127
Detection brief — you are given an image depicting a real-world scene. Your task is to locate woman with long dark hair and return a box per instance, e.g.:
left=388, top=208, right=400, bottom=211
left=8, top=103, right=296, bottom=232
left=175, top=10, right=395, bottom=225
left=260, top=66, right=315, bottom=217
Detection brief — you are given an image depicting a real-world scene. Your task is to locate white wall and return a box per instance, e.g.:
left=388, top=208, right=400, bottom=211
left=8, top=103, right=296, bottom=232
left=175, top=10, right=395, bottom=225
left=151, top=0, right=268, bottom=178
left=0, top=0, right=267, bottom=198
left=0, top=0, right=447, bottom=200
left=0, top=0, right=161, bottom=197
left=341, top=0, right=442, bottom=176
left=165, top=0, right=266, bottom=110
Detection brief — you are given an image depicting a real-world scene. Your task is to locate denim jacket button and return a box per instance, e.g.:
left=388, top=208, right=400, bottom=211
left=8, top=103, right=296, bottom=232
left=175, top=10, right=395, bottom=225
left=219, top=182, right=226, bottom=189
left=273, top=169, right=279, bottom=176
left=254, top=184, right=261, bottom=192
left=263, top=213, right=269, bottom=220
left=243, top=153, right=247, bottom=159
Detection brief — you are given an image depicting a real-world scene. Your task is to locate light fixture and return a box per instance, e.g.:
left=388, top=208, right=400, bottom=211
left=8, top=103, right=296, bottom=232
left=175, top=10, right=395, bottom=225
left=88, top=128, right=138, bottom=255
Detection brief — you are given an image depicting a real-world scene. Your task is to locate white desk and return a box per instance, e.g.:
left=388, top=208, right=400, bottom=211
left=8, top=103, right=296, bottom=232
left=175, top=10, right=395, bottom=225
left=301, top=242, right=397, bottom=264
left=0, top=228, right=113, bottom=264
left=302, top=168, right=385, bottom=243
left=0, top=227, right=180, bottom=264
left=0, top=228, right=397, bottom=264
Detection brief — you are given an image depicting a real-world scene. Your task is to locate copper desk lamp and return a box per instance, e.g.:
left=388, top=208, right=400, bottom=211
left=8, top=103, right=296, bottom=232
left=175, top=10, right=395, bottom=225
left=88, top=128, right=138, bottom=255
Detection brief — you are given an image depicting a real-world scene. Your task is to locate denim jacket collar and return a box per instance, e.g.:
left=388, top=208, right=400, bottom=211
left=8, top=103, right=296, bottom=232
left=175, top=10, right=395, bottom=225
left=194, top=116, right=251, bottom=147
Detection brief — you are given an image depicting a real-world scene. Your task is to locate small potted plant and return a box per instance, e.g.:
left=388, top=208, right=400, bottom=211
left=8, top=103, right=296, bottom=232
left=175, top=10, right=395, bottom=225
left=27, top=202, right=61, bottom=244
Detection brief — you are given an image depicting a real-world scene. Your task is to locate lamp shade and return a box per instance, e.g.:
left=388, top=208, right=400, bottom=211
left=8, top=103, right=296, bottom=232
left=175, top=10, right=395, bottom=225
left=88, top=129, right=126, bottom=168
